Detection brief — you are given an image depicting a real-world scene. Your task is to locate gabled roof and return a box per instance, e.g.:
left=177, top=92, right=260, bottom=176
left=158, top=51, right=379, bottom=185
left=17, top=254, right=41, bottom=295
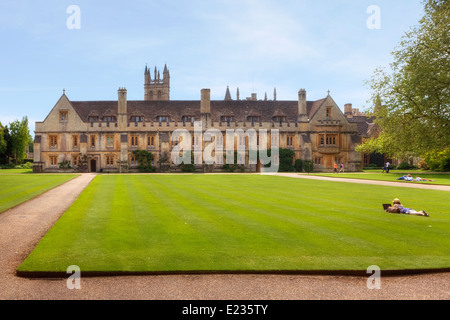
left=69, top=99, right=324, bottom=123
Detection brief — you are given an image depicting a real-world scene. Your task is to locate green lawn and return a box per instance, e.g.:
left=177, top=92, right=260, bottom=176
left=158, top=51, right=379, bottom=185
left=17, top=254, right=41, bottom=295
left=310, top=171, right=450, bottom=185
left=18, top=174, right=450, bottom=274
left=0, top=172, right=78, bottom=213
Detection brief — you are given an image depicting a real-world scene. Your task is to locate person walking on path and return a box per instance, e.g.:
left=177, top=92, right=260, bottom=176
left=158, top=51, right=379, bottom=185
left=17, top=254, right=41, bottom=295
left=383, top=161, right=390, bottom=173
left=333, top=162, right=338, bottom=173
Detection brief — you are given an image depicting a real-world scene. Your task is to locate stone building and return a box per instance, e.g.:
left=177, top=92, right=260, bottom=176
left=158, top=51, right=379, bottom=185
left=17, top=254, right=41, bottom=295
left=33, top=65, right=367, bottom=173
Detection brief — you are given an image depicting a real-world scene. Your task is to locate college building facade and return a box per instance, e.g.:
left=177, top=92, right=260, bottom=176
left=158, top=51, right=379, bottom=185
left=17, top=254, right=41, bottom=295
left=33, top=65, right=373, bottom=173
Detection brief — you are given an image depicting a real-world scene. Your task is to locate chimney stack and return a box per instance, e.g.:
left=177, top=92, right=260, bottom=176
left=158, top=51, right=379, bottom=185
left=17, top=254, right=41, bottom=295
left=344, top=103, right=353, bottom=115
left=298, top=89, right=307, bottom=121
left=201, top=89, right=211, bottom=129
left=118, top=87, right=127, bottom=114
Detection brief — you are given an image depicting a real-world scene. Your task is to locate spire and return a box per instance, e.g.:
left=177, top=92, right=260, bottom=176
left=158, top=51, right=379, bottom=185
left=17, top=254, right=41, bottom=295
left=224, top=86, right=232, bottom=101
left=145, top=64, right=148, bottom=74
left=273, top=87, right=277, bottom=101
left=236, top=87, right=240, bottom=100
left=163, top=64, right=170, bottom=82
left=264, top=92, right=267, bottom=101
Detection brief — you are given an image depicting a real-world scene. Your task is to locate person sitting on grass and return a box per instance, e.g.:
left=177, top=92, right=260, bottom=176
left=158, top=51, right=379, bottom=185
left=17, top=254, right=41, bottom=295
left=386, top=198, right=429, bottom=217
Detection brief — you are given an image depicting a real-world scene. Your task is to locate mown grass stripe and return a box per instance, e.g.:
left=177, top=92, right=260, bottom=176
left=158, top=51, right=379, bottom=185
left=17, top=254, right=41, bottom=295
left=17, top=174, right=450, bottom=273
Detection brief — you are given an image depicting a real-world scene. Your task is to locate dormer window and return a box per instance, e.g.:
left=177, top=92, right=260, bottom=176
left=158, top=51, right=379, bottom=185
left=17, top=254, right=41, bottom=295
left=247, top=116, right=260, bottom=122
left=102, top=116, right=116, bottom=122
left=157, top=116, right=170, bottom=123
left=130, top=116, right=144, bottom=122
left=88, top=116, right=99, bottom=122
left=221, top=116, right=234, bottom=122
left=182, top=116, right=195, bottom=123
left=272, top=116, right=286, bottom=123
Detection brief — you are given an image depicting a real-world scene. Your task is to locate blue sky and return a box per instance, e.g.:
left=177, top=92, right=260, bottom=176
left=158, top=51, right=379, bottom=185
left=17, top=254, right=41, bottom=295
left=0, top=0, right=425, bottom=134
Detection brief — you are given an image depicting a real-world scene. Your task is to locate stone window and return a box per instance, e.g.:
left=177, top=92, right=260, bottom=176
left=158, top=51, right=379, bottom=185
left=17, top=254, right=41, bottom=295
left=131, top=135, right=139, bottom=148
left=271, top=134, right=279, bottom=147
left=327, top=135, right=337, bottom=146
left=130, top=155, right=138, bottom=167
left=73, top=156, right=79, bottom=167
left=49, top=135, right=58, bottom=148
left=49, top=156, right=58, bottom=166
left=60, top=111, right=68, bottom=122
left=73, top=135, right=79, bottom=149
left=319, top=134, right=338, bottom=146
left=147, top=135, right=155, bottom=147
left=314, top=157, right=322, bottom=165
left=106, top=136, right=114, bottom=148
left=326, top=107, right=332, bottom=118
left=90, top=135, right=96, bottom=148
left=287, top=135, right=294, bottom=147
left=106, top=156, right=114, bottom=167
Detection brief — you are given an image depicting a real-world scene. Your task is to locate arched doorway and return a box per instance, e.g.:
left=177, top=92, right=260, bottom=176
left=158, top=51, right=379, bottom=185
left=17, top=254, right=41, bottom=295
left=90, top=159, right=97, bottom=172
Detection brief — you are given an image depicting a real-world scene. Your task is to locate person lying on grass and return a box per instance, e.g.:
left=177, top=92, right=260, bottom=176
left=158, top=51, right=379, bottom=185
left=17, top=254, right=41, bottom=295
left=414, top=176, right=434, bottom=181
left=386, top=198, right=429, bottom=217
left=397, top=174, right=434, bottom=182
left=397, top=174, right=414, bottom=181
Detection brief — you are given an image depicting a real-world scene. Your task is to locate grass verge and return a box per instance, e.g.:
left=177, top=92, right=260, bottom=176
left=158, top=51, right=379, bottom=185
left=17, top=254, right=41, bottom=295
left=17, top=174, right=450, bottom=274
left=310, top=171, right=450, bottom=185
left=0, top=172, right=78, bottom=213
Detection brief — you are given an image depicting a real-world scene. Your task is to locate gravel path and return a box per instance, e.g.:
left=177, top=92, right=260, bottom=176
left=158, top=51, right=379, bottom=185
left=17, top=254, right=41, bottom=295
left=0, top=173, right=448, bottom=300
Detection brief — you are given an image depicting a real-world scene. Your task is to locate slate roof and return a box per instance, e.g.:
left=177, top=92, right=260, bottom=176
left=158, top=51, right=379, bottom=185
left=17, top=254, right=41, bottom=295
left=70, top=99, right=327, bottom=123
left=347, top=115, right=376, bottom=137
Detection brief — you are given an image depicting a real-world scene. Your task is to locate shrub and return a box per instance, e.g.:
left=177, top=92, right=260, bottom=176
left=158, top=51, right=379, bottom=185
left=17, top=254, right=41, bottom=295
left=424, top=149, right=450, bottom=171
left=418, top=160, right=429, bottom=170
left=58, top=160, right=72, bottom=171
left=294, top=159, right=303, bottom=172
left=302, top=160, right=314, bottom=173
left=397, top=162, right=413, bottom=170
left=278, top=148, right=295, bottom=172
left=132, top=150, right=156, bottom=173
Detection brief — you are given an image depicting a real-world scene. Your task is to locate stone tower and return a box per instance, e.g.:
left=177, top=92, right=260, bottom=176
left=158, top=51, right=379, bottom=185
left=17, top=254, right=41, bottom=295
left=144, top=64, right=170, bottom=101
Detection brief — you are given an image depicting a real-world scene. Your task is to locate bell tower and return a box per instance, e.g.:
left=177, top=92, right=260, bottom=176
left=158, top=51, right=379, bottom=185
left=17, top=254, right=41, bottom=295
left=144, top=64, right=170, bottom=101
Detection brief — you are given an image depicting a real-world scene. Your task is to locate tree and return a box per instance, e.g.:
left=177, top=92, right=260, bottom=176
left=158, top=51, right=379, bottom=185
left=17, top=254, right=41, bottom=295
left=9, top=117, right=31, bottom=164
left=302, top=160, right=314, bottom=173
left=278, top=148, right=295, bottom=172
left=132, top=150, right=156, bottom=172
left=358, top=0, right=449, bottom=158
left=0, top=123, right=12, bottom=165
left=0, top=122, right=6, bottom=156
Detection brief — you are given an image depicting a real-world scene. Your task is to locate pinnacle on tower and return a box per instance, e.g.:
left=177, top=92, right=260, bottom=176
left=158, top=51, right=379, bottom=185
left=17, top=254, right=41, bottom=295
left=224, top=86, right=232, bottom=101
